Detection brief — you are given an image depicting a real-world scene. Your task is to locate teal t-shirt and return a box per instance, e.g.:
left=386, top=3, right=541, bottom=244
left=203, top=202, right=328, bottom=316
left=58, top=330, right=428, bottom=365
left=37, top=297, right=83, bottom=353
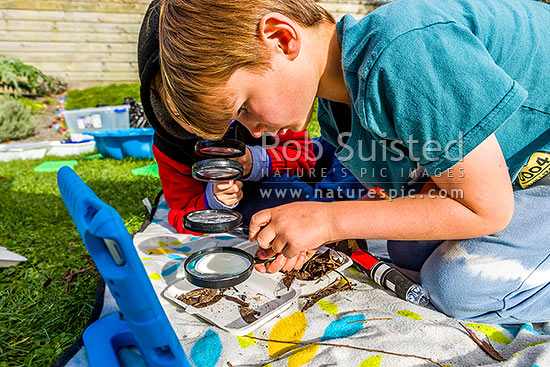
left=318, top=0, right=550, bottom=197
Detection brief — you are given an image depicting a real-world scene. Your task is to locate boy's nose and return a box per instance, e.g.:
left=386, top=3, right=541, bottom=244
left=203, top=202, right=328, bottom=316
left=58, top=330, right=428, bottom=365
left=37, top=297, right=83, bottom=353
left=251, top=129, right=265, bottom=138
left=238, top=116, right=267, bottom=137
left=246, top=122, right=266, bottom=138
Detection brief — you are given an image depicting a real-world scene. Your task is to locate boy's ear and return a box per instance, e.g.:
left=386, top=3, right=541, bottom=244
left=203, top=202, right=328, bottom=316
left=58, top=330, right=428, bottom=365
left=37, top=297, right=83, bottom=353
left=258, top=13, right=301, bottom=60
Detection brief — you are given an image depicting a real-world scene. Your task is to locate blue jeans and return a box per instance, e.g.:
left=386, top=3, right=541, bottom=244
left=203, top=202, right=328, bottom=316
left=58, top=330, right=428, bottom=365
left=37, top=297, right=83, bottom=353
left=387, top=184, right=550, bottom=324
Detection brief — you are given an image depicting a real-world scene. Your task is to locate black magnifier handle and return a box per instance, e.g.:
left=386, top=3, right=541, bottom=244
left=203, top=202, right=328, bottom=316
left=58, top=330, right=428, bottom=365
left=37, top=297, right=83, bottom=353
left=253, top=256, right=277, bottom=264
left=251, top=224, right=276, bottom=265
left=233, top=225, right=275, bottom=264
left=233, top=225, right=249, bottom=235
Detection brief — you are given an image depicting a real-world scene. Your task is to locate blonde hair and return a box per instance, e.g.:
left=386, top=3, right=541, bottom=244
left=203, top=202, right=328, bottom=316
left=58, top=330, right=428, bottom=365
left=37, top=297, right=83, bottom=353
left=157, top=0, right=334, bottom=138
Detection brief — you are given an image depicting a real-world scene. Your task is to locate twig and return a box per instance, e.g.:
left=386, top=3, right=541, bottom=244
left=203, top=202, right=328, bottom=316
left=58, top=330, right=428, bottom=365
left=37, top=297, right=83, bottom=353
left=61, top=264, right=99, bottom=293
left=301, top=279, right=354, bottom=312
left=347, top=318, right=392, bottom=324
left=245, top=335, right=443, bottom=366
left=282, top=250, right=345, bottom=290
left=333, top=268, right=349, bottom=283
left=459, top=323, right=504, bottom=361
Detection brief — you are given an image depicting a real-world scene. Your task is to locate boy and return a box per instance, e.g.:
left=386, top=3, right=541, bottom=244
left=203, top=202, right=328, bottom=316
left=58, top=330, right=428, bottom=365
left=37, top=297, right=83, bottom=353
left=155, top=0, right=550, bottom=323
left=139, top=0, right=316, bottom=235
left=138, top=1, right=365, bottom=252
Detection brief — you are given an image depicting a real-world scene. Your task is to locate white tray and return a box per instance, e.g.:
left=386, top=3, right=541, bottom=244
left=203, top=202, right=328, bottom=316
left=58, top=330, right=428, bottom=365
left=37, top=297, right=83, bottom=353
left=162, top=270, right=300, bottom=336
left=159, top=238, right=352, bottom=335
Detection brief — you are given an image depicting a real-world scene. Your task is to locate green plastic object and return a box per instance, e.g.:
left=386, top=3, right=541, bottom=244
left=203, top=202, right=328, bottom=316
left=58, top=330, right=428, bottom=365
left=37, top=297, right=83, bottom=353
left=131, top=163, right=159, bottom=178
left=83, top=153, right=104, bottom=160
left=34, top=160, right=78, bottom=172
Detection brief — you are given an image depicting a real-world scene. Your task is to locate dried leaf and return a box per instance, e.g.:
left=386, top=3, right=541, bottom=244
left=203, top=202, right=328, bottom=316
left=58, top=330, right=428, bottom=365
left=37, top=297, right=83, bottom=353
left=178, top=289, right=224, bottom=308
left=223, top=294, right=249, bottom=307
left=239, top=306, right=260, bottom=324
left=281, top=250, right=346, bottom=289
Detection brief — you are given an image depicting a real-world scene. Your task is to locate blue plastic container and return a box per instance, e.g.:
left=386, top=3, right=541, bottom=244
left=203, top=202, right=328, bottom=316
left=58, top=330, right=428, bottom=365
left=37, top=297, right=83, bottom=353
left=86, top=128, right=154, bottom=160
left=64, top=105, right=130, bottom=141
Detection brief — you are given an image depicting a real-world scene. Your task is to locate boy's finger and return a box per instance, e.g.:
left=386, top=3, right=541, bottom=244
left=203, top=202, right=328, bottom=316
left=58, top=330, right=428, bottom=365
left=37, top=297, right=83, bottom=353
left=281, top=255, right=298, bottom=272
left=282, top=245, right=300, bottom=259
left=253, top=248, right=276, bottom=274
left=249, top=209, right=272, bottom=241
left=293, top=252, right=307, bottom=270
left=270, top=235, right=287, bottom=254
left=255, top=247, right=277, bottom=260
left=214, top=180, right=233, bottom=190
left=224, top=198, right=238, bottom=206
left=264, top=253, right=286, bottom=274
left=255, top=224, right=277, bottom=250
left=254, top=263, right=267, bottom=273
left=225, top=184, right=239, bottom=194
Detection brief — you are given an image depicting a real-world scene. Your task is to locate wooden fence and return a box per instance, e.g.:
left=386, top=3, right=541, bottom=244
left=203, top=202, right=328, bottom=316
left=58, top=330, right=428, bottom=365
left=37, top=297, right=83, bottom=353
left=0, top=0, right=389, bottom=89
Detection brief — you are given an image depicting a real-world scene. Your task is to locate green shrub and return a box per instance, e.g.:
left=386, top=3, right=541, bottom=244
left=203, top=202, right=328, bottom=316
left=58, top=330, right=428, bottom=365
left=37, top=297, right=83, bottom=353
left=0, top=99, right=34, bottom=142
left=66, top=83, right=141, bottom=110
left=0, top=56, right=65, bottom=96
left=306, top=99, right=321, bottom=138
left=19, top=96, right=48, bottom=114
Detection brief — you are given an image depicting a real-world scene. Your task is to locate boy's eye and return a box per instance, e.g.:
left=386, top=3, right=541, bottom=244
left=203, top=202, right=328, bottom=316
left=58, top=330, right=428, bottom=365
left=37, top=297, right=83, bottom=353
left=238, top=104, right=247, bottom=116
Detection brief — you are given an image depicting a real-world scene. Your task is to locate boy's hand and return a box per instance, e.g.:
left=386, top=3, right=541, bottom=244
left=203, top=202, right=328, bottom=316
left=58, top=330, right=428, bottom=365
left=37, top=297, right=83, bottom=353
left=254, top=247, right=318, bottom=273
left=213, top=180, right=243, bottom=207
left=233, top=147, right=252, bottom=177
left=249, top=201, right=334, bottom=259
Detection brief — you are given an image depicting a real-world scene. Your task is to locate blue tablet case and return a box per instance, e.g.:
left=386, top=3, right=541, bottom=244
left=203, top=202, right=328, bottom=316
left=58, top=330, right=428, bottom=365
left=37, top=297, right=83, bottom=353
left=57, top=166, right=191, bottom=367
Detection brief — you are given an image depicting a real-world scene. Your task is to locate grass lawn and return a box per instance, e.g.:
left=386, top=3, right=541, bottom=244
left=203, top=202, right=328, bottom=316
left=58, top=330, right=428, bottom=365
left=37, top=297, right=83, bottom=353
left=0, top=154, right=160, bottom=366
left=65, top=83, right=141, bottom=110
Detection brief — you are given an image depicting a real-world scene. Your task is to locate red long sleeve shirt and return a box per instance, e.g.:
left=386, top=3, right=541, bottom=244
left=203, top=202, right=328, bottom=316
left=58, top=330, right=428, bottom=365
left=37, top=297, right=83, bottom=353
left=154, top=130, right=315, bottom=233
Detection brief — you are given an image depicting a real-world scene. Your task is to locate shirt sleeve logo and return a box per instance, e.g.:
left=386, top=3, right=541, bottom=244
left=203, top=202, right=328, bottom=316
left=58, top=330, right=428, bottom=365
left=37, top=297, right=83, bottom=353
left=517, top=151, right=550, bottom=189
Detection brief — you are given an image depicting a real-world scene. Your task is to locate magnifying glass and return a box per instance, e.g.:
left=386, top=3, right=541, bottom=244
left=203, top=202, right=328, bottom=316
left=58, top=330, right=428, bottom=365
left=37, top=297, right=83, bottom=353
left=191, top=159, right=243, bottom=182
left=195, top=139, right=246, bottom=158
left=183, top=209, right=243, bottom=234
left=184, top=247, right=276, bottom=288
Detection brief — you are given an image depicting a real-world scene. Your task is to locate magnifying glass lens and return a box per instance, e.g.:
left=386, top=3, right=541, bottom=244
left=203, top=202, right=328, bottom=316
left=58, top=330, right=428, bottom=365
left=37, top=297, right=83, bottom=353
left=195, top=139, right=245, bottom=158
left=196, top=167, right=241, bottom=180
left=186, top=210, right=240, bottom=224
left=192, top=159, right=243, bottom=182
left=184, top=248, right=254, bottom=288
left=188, top=252, right=250, bottom=277
left=183, top=209, right=243, bottom=233
left=199, top=147, right=243, bottom=156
